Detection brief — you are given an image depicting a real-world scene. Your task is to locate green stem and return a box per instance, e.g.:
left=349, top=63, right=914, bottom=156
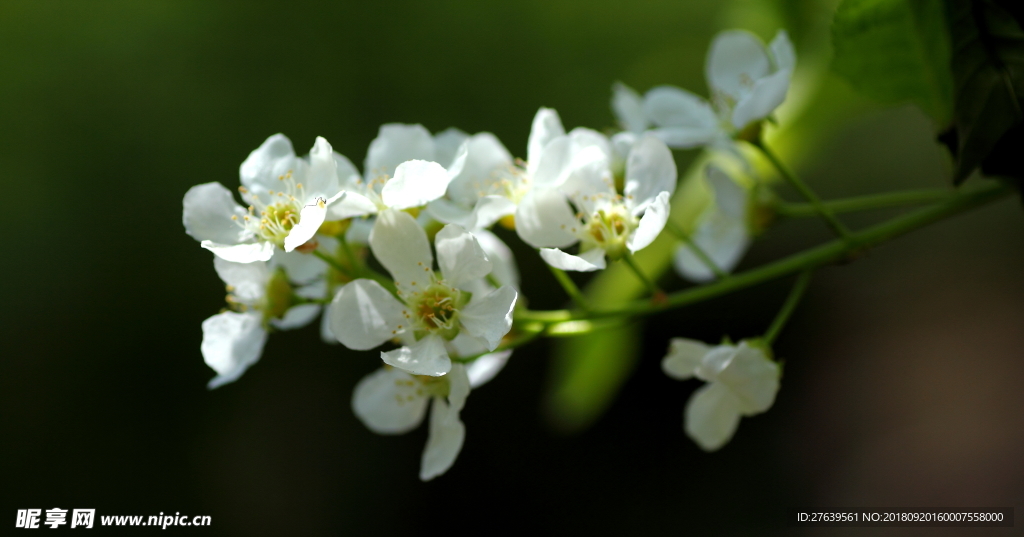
left=664, top=219, right=728, bottom=280
left=754, top=139, right=854, bottom=240
left=313, top=244, right=397, bottom=295
left=338, top=234, right=360, bottom=272
left=547, top=264, right=590, bottom=310
left=621, top=251, right=662, bottom=296
left=763, top=269, right=812, bottom=345
left=514, top=182, right=1011, bottom=325
left=312, top=249, right=349, bottom=277
left=775, top=189, right=953, bottom=218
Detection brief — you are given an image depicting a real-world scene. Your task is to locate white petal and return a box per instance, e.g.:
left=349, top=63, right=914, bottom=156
left=539, top=248, right=606, bottom=272
left=661, top=338, right=710, bottom=380
left=446, top=133, right=514, bottom=206
left=769, top=29, right=796, bottom=72
left=611, top=131, right=638, bottom=164
left=328, top=279, right=407, bottom=351
left=344, top=217, right=374, bottom=245
left=529, top=135, right=571, bottom=187
left=294, top=278, right=327, bottom=300
left=459, top=285, right=517, bottom=350
left=382, top=333, right=452, bottom=377
left=213, top=256, right=270, bottom=304
left=649, top=127, right=721, bottom=149
left=526, top=107, right=565, bottom=172
left=445, top=141, right=468, bottom=181
left=240, top=134, right=298, bottom=193
left=419, top=395, right=465, bottom=481
left=558, top=146, right=615, bottom=201
left=714, top=342, right=780, bottom=414
left=706, top=165, right=748, bottom=220
left=469, top=195, right=517, bottom=230
left=625, top=136, right=677, bottom=207
left=270, top=303, right=320, bottom=330
left=334, top=152, right=361, bottom=187
left=673, top=213, right=750, bottom=282
left=369, top=209, right=433, bottom=291
left=433, top=127, right=470, bottom=169
left=447, top=330, right=488, bottom=355
left=352, top=367, right=430, bottom=434
left=466, top=351, right=511, bottom=388
left=283, top=197, right=329, bottom=252
left=319, top=307, right=338, bottom=345
left=568, top=127, right=613, bottom=158
left=201, top=240, right=275, bottom=263
left=183, top=182, right=249, bottom=245
left=305, top=136, right=340, bottom=198
left=426, top=198, right=474, bottom=227
left=272, top=248, right=327, bottom=285
left=380, top=159, right=452, bottom=209
left=731, top=68, right=791, bottom=129
left=697, top=212, right=750, bottom=272
left=694, top=345, right=738, bottom=381
left=514, top=188, right=579, bottom=249
left=327, top=191, right=378, bottom=220
left=447, top=362, right=471, bottom=413
left=627, top=191, right=671, bottom=253
left=471, top=229, right=520, bottom=288
left=202, top=311, right=267, bottom=389
left=644, top=85, right=719, bottom=130
left=365, top=123, right=434, bottom=178
left=705, top=30, right=771, bottom=101
left=685, top=382, right=743, bottom=451
left=611, top=82, right=648, bottom=134
left=435, top=224, right=492, bottom=288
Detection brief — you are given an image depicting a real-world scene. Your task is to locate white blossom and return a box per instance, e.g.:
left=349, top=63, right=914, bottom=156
left=613, top=30, right=795, bottom=151
left=428, top=108, right=608, bottom=231
left=326, top=124, right=468, bottom=221
left=183, top=135, right=347, bottom=263
left=662, top=338, right=780, bottom=451
left=328, top=210, right=517, bottom=377
left=201, top=256, right=322, bottom=389
left=353, top=363, right=478, bottom=480
left=519, top=135, right=677, bottom=271
left=673, top=165, right=752, bottom=282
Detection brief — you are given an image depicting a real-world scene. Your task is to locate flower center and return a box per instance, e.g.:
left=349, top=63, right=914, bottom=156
left=402, top=280, right=464, bottom=340
left=234, top=171, right=307, bottom=247
left=572, top=199, right=637, bottom=260
left=477, top=162, right=529, bottom=204
left=351, top=173, right=390, bottom=210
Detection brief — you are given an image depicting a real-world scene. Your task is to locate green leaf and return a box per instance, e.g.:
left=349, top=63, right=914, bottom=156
left=831, top=0, right=954, bottom=125
left=543, top=323, right=640, bottom=434
left=945, top=0, right=1024, bottom=184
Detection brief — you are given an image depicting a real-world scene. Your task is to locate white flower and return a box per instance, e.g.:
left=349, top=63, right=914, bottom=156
left=328, top=209, right=517, bottom=376
left=352, top=342, right=512, bottom=481
left=201, top=256, right=322, bottom=389
left=326, top=124, right=468, bottom=221
left=613, top=29, right=795, bottom=150
left=427, top=108, right=608, bottom=231
left=183, top=135, right=347, bottom=263
left=519, top=135, right=677, bottom=271
left=353, top=362, right=478, bottom=481
left=673, top=165, right=751, bottom=282
left=661, top=338, right=780, bottom=451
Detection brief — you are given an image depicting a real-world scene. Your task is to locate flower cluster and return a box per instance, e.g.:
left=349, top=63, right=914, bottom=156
left=182, top=28, right=796, bottom=479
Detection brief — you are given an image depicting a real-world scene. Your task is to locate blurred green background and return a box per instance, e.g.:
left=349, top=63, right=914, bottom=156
left=1, top=0, right=1022, bottom=534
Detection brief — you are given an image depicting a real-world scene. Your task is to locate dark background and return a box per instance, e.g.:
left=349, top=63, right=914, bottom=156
left=1, top=1, right=1022, bottom=535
